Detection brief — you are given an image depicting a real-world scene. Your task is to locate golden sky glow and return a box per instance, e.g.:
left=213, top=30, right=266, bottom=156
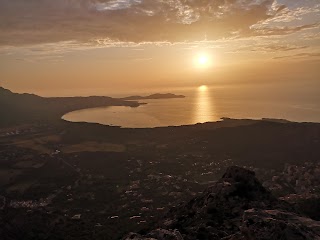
left=0, top=0, right=319, bottom=96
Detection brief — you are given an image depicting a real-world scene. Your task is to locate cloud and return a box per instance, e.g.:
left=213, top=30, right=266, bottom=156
left=262, top=4, right=320, bottom=24
left=248, top=23, right=320, bottom=36
left=273, top=52, right=320, bottom=59
left=95, top=0, right=143, bottom=11
left=0, top=0, right=319, bottom=46
left=248, top=44, right=309, bottom=52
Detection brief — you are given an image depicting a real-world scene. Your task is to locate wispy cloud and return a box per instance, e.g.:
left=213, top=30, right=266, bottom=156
left=273, top=52, right=320, bottom=59
left=94, top=0, right=143, bottom=11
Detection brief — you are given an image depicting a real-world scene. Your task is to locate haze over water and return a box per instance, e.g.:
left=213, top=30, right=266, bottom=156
left=63, top=85, right=320, bottom=128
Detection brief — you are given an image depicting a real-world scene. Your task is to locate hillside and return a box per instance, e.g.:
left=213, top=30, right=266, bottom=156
left=0, top=87, right=139, bottom=126
left=124, top=166, right=320, bottom=240
left=0, top=120, right=319, bottom=239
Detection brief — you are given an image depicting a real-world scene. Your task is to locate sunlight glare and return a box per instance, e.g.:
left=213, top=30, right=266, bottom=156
left=198, top=55, right=209, bottom=65
left=195, top=53, right=212, bottom=68
left=199, top=85, right=208, bottom=91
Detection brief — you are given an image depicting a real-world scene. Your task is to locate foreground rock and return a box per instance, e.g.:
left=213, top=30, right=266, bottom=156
left=123, top=166, right=320, bottom=240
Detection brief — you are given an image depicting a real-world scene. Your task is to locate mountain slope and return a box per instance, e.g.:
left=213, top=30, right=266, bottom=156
left=0, top=87, right=139, bottom=126
left=124, top=166, right=320, bottom=240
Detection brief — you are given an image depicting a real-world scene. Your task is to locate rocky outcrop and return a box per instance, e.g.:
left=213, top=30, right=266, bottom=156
left=123, top=166, right=320, bottom=240
left=263, top=162, right=320, bottom=198
left=236, top=209, right=320, bottom=240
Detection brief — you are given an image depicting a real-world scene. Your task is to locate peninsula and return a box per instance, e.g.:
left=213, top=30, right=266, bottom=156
left=0, top=87, right=184, bottom=127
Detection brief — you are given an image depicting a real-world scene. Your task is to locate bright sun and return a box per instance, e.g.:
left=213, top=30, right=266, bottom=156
left=196, top=53, right=210, bottom=67
left=198, top=55, right=208, bottom=65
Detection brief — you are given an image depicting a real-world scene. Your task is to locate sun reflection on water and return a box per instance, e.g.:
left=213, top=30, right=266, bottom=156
left=194, top=85, right=215, bottom=123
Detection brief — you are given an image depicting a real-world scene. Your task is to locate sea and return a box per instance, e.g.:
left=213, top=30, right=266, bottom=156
left=62, top=85, right=320, bottom=128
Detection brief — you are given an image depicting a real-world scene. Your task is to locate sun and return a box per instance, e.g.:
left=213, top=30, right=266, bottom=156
left=198, top=55, right=209, bottom=65
left=195, top=53, right=211, bottom=68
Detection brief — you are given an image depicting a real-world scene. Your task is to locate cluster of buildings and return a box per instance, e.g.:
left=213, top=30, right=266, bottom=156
left=0, top=124, right=44, bottom=137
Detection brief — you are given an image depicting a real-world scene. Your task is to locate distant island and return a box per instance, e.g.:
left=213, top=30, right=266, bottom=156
left=121, top=93, right=185, bottom=100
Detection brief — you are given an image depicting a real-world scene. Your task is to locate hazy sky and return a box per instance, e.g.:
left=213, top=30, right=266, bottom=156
left=0, top=0, right=319, bottom=96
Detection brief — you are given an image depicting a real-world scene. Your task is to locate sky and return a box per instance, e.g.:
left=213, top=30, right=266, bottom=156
left=0, top=0, right=319, bottom=96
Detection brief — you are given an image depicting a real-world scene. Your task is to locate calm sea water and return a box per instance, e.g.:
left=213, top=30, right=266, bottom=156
left=62, top=86, right=320, bottom=128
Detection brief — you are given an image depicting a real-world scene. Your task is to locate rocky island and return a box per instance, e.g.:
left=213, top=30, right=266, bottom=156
left=121, top=93, right=185, bottom=101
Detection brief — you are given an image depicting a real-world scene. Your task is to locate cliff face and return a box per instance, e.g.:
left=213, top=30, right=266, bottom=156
left=124, top=166, right=320, bottom=240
